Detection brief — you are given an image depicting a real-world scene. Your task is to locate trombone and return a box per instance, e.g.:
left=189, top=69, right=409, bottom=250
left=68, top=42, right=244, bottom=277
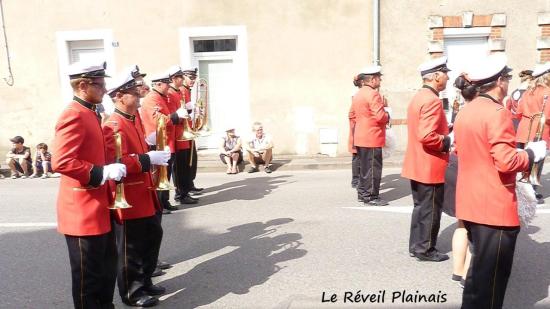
left=109, top=127, right=132, bottom=209
left=155, top=114, right=173, bottom=191
left=520, top=95, right=548, bottom=186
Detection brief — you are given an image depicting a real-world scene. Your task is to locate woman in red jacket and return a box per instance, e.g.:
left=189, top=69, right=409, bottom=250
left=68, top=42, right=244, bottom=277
left=454, top=54, right=546, bottom=309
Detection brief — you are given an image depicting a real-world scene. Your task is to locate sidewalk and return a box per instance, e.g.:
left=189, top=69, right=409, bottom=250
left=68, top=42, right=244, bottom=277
left=0, top=151, right=406, bottom=177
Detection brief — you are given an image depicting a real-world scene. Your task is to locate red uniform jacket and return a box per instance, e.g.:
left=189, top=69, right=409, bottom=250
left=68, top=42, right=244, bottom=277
left=455, top=95, right=532, bottom=226
left=167, top=87, right=191, bottom=150
left=102, top=110, right=161, bottom=221
left=401, top=86, right=449, bottom=184
left=348, top=96, right=357, bottom=154
left=52, top=99, right=113, bottom=236
left=516, top=86, right=550, bottom=145
left=351, top=86, right=388, bottom=148
left=140, top=90, right=177, bottom=153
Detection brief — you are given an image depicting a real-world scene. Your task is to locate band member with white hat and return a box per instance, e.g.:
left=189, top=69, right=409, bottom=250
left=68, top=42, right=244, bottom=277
left=350, top=65, right=389, bottom=206
left=140, top=71, right=181, bottom=213
left=166, top=65, right=198, bottom=204
left=402, top=56, right=452, bottom=262
left=103, top=70, right=171, bottom=307
left=454, top=54, right=547, bottom=308
left=180, top=67, right=204, bottom=196
left=52, top=60, right=127, bottom=308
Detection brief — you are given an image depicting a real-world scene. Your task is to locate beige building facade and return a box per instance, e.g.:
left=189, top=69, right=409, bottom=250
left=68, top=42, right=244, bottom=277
left=380, top=1, right=550, bottom=149
left=0, top=0, right=375, bottom=156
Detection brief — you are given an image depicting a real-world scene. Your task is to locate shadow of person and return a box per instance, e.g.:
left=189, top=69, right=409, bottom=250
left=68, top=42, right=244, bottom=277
left=181, top=175, right=292, bottom=209
left=504, top=225, right=550, bottom=308
left=157, top=220, right=307, bottom=308
left=538, top=170, right=550, bottom=198
left=435, top=221, right=458, bottom=255
left=380, top=173, right=411, bottom=202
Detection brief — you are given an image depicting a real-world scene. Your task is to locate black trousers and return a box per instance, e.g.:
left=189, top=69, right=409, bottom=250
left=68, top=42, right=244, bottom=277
left=115, top=215, right=163, bottom=302
left=351, top=153, right=360, bottom=186
left=462, top=221, right=520, bottom=309
left=158, top=154, right=174, bottom=209
left=356, top=147, right=383, bottom=200
left=190, top=142, right=198, bottom=184
left=65, top=228, right=117, bottom=309
left=408, top=180, right=444, bottom=255
left=173, top=149, right=193, bottom=198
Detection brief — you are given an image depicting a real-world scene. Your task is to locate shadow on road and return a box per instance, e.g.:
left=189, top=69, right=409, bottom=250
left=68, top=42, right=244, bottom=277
left=157, top=218, right=307, bottom=308
left=380, top=173, right=411, bottom=203
left=182, top=175, right=292, bottom=209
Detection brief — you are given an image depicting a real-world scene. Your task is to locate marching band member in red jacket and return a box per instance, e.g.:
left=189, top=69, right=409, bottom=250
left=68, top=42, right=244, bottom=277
left=140, top=71, right=181, bottom=213
left=454, top=54, right=546, bottom=309
left=103, top=69, right=171, bottom=307
left=350, top=65, right=389, bottom=206
left=167, top=66, right=197, bottom=205
left=402, top=56, right=452, bottom=262
left=52, top=61, right=127, bottom=309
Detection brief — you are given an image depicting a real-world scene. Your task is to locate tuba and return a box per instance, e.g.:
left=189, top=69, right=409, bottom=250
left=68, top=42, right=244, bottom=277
left=109, top=127, right=132, bottom=209
left=520, top=94, right=548, bottom=186
left=155, top=114, right=173, bottom=191
left=192, top=78, right=210, bottom=135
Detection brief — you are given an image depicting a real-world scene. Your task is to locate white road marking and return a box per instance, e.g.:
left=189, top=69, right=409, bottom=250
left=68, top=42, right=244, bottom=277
left=344, top=206, right=550, bottom=215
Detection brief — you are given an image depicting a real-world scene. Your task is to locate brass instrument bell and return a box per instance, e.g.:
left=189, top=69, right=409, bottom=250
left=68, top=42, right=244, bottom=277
left=109, top=128, right=132, bottom=209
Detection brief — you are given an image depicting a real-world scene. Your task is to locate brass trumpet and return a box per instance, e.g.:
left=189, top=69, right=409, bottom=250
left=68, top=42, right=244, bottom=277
left=109, top=128, right=132, bottom=209
left=520, top=94, right=548, bottom=186
left=178, top=98, right=196, bottom=141
left=155, top=114, right=173, bottom=191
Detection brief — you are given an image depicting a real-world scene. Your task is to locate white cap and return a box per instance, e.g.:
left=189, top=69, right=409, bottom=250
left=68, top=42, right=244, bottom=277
left=468, top=54, right=512, bottom=84
left=107, top=69, right=141, bottom=97
left=418, top=56, right=451, bottom=76
left=182, top=67, right=198, bottom=75
left=67, top=60, right=109, bottom=79
left=358, top=65, right=382, bottom=75
left=150, top=71, right=171, bottom=83
left=226, top=127, right=235, bottom=132
left=167, top=65, right=184, bottom=78
left=532, top=62, right=550, bottom=78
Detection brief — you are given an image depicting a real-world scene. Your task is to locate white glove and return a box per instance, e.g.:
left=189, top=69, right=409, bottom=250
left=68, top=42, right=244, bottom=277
left=101, top=163, right=127, bottom=184
left=147, top=150, right=170, bottom=166
left=185, top=102, right=193, bottom=110
left=526, top=141, right=547, bottom=162
left=145, top=132, right=156, bottom=146
left=447, top=132, right=454, bottom=146
left=176, top=107, right=190, bottom=119
left=384, top=107, right=393, bottom=118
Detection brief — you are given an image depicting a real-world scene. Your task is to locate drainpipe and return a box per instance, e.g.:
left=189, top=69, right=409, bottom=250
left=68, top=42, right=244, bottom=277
left=372, top=0, right=380, bottom=65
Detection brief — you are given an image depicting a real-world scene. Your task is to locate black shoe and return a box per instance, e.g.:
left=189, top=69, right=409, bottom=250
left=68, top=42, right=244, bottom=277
left=247, top=166, right=259, bottom=173
left=123, top=295, right=159, bottom=307
left=459, top=279, right=465, bottom=289
left=368, top=198, right=389, bottom=206
left=414, top=251, right=449, bottom=262
left=151, top=268, right=165, bottom=277
left=189, top=190, right=202, bottom=196
left=165, top=205, right=179, bottom=211
left=190, top=186, right=204, bottom=192
left=264, top=166, right=272, bottom=173
left=157, top=261, right=172, bottom=270
left=162, top=209, right=172, bottom=215
left=181, top=195, right=199, bottom=204
left=536, top=193, right=543, bottom=199
left=144, top=284, right=166, bottom=296
left=537, top=198, right=545, bottom=205
left=451, top=274, right=462, bottom=282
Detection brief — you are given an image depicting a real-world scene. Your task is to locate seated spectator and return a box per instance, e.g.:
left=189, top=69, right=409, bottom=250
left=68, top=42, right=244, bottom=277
left=245, top=122, right=274, bottom=173
left=6, top=136, right=32, bottom=179
left=219, top=128, right=243, bottom=174
left=30, top=143, right=54, bottom=178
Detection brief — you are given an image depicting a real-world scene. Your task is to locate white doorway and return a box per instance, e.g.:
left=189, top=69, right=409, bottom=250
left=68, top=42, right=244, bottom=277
left=55, top=30, right=116, bottom=109
left=443, top=27, right=490, bottom=120
left=180, top=26, right=250, bottom=150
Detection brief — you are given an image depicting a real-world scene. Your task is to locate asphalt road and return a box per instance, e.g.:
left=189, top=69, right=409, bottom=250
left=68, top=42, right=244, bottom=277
left=1, top=168, right=550, bottom=309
